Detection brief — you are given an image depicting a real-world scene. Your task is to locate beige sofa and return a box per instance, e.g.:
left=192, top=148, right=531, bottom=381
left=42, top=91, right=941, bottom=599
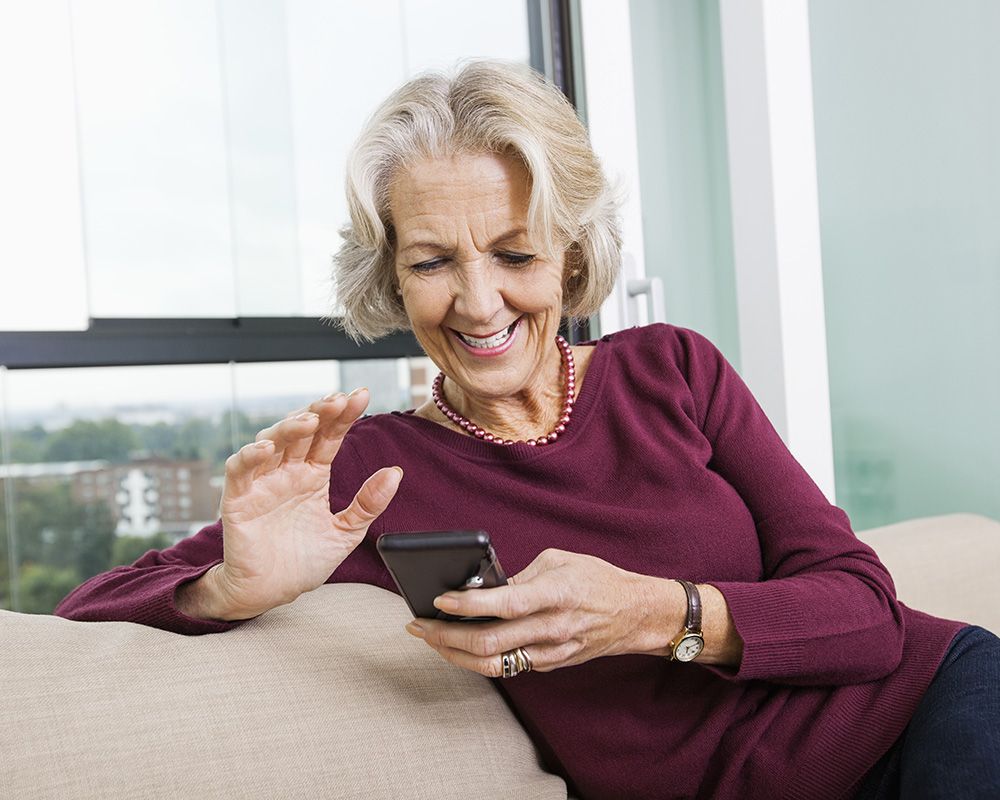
left=2, top=513, right=998, bottom=799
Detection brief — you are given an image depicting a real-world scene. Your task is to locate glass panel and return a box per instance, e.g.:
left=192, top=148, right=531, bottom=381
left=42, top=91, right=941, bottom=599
left=628, top=0, right=739, bottom=358
left=0, top=357, right=434, bottom=613
left=71, top=0, right=235, bottom=317
left=218, top=0, right=301, bottom=317
left=809, top=0, right=1000, bottom=528
left=288, top=0, right=533, bottom=317
left=0, top=2, right=88, bottom=331
left=3, top=1, right=534, bottom=324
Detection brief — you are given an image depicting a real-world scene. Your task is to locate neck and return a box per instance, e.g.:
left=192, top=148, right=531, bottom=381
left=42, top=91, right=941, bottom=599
left=441, top=343, right=566, bottom=442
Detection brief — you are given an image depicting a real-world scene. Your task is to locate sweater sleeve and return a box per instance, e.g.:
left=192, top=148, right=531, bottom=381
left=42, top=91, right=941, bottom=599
left=672, top=326, right=905, bottom=686
left=52, top=519, right=244, bottom=635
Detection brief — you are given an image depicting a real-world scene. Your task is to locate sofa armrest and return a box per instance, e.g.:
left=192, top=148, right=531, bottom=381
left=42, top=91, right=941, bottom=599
left=0, top=583, right=568, bottom=800
left=856, top=512, right=1000, bottom=634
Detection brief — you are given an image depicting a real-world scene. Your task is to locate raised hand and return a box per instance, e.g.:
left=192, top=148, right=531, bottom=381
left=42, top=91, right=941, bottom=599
left=213, top=387, right=402, bottom=620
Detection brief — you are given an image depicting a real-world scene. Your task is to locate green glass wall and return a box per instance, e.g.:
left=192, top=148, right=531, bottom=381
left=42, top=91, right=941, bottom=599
left=629, top=0, right=739, bottom=364
left=810, top=0, right=1000, bottom=529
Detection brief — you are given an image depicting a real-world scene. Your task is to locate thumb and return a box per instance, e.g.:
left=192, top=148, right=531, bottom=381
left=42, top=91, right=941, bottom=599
left=335, top=466, right=403, bottom=532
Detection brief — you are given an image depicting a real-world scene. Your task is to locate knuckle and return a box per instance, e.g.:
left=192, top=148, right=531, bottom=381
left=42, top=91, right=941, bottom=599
left=558, top=640, right=582, bottom=662
left=224, top=453, right=240, bottom=472
left=547, top=619, right=569, bottom=644
left=478, top=630, right=502, bottom=657
left=485, top=657, right=503, bottom=679
left=353, top=492, right=379, bottom=522
left=553, top=581, right=571, bottom=610
left=500, top=592, right=518, bottom=618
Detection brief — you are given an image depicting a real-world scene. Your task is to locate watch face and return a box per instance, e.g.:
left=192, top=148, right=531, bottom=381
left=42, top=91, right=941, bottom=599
left=676, top=635, right=704, bottom=662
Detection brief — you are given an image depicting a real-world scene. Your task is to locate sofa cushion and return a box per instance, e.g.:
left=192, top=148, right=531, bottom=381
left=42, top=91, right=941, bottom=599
left=856, top=512, right=1000, bottom=634
left=0, top=582, right=568, bottom=799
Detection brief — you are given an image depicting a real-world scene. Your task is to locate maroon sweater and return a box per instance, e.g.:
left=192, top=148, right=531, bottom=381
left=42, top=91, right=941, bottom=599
left=55, top=323, right=967, bottom=800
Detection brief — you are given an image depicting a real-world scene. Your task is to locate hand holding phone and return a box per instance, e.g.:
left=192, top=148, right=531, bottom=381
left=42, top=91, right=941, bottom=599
left=376, top=530, right=508, bottom=622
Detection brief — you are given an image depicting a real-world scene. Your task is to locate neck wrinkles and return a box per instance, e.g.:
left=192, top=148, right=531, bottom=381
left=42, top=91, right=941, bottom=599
left=441, top=342, right=566, bottom=441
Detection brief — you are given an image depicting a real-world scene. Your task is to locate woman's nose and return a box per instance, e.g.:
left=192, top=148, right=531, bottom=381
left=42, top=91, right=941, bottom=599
left=452, top=266, right=505, bottom=324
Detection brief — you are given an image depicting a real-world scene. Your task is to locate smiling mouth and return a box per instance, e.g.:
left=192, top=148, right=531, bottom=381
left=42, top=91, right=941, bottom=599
left=452, top=316, right=523, bottom=349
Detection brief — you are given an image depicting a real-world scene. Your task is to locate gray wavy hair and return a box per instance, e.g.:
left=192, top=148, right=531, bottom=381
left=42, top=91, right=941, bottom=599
left=330, top=58, right=624, bottom=343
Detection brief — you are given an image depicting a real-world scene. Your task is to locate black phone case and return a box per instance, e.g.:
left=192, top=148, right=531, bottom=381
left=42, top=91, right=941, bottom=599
left=376, top=530, right=508, bottom=622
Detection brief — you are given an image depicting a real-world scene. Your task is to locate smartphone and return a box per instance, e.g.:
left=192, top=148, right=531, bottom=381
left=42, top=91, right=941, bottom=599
left=376, top=530, right=508, bottom=622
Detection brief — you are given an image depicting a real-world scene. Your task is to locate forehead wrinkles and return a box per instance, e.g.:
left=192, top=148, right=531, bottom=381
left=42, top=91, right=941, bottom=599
left=390, top=154, right=533, bottom=256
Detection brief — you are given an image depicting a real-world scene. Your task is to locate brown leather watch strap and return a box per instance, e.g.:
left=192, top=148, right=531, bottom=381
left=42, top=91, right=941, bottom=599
left=674, top=579, right=702, bottom=632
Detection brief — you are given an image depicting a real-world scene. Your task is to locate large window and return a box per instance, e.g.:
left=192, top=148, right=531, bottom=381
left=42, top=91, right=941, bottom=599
left=1, top=0, right=575, bottom=613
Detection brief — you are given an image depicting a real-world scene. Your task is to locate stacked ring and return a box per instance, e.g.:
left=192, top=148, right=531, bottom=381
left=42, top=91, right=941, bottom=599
left=501, top=646, right=533, bottom=678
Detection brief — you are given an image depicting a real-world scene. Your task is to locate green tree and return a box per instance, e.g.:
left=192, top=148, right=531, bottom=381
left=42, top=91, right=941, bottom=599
left=133, top=421, right=179, bottom=458
left=175, top=417, right=216, bottom=462
left=7, top=424, right=47, bottom=463
left=18, top=563, right=81, bottom=615
left=0, top=481, right=116, bottom=613
left=43, top=419, right=138, bottom=463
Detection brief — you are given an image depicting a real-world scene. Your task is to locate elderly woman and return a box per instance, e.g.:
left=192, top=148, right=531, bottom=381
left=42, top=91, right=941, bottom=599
left=55, top=60, right=999, bottom=799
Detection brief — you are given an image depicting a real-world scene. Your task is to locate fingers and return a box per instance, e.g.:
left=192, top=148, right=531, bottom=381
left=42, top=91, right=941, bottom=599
left=416, top=641, right=561, bottom=678
left=333, top=466, right=404, bottom=532
left=223, top=438, right=277, bottom=500
left=432, top=571, right=560, bottom=621
left=305, top=388, right=371, bottom=465
left=249, top=387, right=369, bottom=467
left=407, top=619, right=574, bottom=677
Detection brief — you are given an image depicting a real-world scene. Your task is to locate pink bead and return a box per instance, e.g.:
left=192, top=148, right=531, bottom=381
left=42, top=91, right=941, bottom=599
left=429, top=336, right=579, bottom=445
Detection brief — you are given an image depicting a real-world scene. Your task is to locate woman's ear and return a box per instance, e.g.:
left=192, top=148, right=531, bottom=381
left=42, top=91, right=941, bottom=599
left=563, top=242, right=584, bottom=287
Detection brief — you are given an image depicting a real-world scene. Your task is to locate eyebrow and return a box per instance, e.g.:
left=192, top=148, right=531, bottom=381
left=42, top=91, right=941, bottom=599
left=399, top=227, right=529, bottom=257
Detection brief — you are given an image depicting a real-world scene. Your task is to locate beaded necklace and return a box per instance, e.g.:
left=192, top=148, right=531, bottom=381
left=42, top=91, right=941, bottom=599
left=431, top=335, right=576, bottom=446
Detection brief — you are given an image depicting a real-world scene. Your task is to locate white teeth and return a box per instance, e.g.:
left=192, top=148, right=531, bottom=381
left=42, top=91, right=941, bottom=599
left=457, top=320, right=518, bottom=349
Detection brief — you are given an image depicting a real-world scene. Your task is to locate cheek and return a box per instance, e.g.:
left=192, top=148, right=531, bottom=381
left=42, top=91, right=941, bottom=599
left=510, top=272, right=564, bottom=313
left=400, top=281, right=451, bottom=328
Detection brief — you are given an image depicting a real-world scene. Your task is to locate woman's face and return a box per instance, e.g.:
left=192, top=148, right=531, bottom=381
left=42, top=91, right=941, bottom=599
left=391, top=151, right=566, bottom=403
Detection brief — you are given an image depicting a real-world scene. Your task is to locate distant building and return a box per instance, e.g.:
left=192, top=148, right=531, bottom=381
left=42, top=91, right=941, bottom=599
left=1, top=457, right=221, bottom=538
left=76, top=457, right=220, bottom=537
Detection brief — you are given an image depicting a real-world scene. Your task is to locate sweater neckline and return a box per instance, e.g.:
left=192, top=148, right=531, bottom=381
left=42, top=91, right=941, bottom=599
left=389, top=334, right=612, bottom=462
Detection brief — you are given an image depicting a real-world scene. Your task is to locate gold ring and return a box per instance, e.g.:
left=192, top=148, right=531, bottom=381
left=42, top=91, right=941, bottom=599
left=501, top=647, right=533, bottom=678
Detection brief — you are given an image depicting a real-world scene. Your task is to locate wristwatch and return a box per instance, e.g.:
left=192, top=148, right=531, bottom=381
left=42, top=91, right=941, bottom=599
left=668, top=579, right=705, bottom=662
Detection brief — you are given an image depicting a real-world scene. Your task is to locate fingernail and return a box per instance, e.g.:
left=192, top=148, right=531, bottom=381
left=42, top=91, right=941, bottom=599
left=433, top=595, right=459, bottom=612
left=348, top=386, right=369, bottom=397
left=405, top=622, right=424, bottom=638
left=392, top=466, right=404, bottom=480
left=322, top=391, right=345, bottom=401
left=295, top=411, right=318, bottom=421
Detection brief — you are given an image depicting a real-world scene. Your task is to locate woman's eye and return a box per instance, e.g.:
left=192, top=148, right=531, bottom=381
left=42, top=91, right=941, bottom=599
left=410, top=259, right=445, bottom=272
left=498, top=252, right=536, bottom=266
